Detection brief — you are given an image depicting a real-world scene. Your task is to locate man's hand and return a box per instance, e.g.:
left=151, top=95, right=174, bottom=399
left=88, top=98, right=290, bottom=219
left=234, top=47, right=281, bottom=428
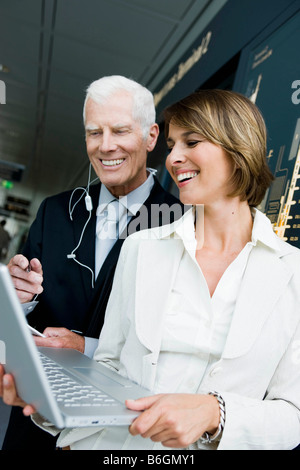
left=34, top=328, right=85, bottom=353
left=127, top=393, right=220, bottom=448
left=7, top=254, right=43, bottom=303
left=0, top=364, right=36, bottom=416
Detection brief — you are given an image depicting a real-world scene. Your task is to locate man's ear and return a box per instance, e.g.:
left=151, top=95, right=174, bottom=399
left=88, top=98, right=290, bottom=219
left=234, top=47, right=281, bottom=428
left=146, top=123, right=159, bottom=152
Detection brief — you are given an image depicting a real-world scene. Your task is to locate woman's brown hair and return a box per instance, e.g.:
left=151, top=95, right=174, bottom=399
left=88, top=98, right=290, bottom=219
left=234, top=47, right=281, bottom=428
left=164, top=89, right=274, bottom=207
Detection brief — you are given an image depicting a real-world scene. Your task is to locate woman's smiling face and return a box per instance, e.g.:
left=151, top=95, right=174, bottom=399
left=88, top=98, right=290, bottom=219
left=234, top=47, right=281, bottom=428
left=165, top=123, right=235, bottom=207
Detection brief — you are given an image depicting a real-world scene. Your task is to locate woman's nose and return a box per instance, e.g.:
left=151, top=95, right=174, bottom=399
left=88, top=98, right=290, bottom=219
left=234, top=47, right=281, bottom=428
left=167, top=144, right=186, bottom=166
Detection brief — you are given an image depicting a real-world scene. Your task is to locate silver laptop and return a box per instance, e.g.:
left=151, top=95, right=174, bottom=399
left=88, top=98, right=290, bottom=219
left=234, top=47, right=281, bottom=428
left=0, top=263, right=150, bottom=428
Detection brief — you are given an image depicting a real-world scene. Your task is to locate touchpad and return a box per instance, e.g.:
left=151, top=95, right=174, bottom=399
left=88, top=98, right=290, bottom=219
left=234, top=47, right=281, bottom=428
left=73, top=367, right=131, bottom=387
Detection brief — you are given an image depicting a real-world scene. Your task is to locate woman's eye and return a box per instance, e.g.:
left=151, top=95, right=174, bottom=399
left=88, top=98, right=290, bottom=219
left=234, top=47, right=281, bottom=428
left=187, top=141, right=199, bottom=147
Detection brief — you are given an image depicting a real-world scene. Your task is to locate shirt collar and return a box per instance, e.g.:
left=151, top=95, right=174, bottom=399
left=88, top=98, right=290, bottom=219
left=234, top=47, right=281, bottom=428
left=171, top=206, right=280, bottom=252
left=96, top=185, right=117, bottom=217
left=121, top=170, right=155, bottom=216
left=250, top=208, right=281, bottom=251
left=173, top=207, right=197, bottom=253
left=97, top=170, right=155, bottom=217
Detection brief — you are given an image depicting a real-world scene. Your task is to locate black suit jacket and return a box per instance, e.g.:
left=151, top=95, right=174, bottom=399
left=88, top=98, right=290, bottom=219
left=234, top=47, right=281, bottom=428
left=25, top=177, right=183, bottom=338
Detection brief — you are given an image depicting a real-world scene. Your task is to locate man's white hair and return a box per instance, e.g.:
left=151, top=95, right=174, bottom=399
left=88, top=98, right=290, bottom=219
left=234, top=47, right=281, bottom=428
left=83, top=75, right=156, bottom=139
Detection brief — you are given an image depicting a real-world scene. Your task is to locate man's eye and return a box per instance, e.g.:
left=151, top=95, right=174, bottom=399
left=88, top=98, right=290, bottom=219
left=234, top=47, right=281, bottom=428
left=87, top=131, right=100, bottom=136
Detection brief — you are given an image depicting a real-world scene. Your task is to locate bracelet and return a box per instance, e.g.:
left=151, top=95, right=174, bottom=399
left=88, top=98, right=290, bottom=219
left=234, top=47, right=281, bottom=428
left=199, top=391, right=226, bottom=444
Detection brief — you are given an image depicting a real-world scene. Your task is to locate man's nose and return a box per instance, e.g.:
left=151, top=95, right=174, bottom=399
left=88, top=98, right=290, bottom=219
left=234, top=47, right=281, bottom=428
left=99, top=131, right=117, bottom=152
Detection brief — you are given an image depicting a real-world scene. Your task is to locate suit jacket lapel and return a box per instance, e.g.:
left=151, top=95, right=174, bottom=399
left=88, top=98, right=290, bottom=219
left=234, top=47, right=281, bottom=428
left=222, top=245, right=293, bottom=358
left=134, top=237, right=184, bottom=353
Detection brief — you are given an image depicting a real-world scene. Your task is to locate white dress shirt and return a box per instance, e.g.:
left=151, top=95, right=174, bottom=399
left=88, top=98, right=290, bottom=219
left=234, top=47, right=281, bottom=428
left=95, top=170, right=155, bottom=277
left=155, top=208, right=255, bottom=394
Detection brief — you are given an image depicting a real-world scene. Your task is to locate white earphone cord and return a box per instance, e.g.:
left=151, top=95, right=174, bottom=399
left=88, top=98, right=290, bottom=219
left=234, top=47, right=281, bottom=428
left=67, top=165, right=99, bottom=288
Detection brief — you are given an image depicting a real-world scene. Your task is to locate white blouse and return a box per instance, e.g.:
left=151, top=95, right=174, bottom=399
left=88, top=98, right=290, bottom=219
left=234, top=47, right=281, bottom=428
left=155, top=209, right=255, bottom=395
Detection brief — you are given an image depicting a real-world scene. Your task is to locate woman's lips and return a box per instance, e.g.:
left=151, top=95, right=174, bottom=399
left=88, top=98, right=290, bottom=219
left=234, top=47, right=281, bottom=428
left=176, top=170, right=200, bottom=184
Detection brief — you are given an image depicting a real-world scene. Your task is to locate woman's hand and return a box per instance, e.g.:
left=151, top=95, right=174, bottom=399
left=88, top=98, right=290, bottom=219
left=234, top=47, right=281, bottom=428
left=0, top=364, right=36, bottom=416
left=127, top=393, right=220, bottom=448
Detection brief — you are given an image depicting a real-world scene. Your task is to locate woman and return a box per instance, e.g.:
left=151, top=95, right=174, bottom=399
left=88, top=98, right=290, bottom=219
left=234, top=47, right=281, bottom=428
left=2, top=90, right=300, bottom=450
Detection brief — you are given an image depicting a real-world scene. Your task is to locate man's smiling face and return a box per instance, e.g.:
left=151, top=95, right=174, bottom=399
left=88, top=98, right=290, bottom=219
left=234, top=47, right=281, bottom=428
left=85, top=91, right=157, bottom=197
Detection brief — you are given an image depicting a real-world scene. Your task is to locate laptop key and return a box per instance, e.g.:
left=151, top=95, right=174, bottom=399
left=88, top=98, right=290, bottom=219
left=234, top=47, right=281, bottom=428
left=38, top=352, right=120, bottom=409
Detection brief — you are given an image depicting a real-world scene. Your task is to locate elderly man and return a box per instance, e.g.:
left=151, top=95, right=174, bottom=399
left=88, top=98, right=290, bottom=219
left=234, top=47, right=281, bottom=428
left=2, top=75, right=182, bottom=450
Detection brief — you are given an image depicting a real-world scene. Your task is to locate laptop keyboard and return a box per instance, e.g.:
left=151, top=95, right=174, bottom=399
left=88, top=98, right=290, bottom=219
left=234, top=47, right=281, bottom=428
left=39, top=353, right=119, bottom=408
